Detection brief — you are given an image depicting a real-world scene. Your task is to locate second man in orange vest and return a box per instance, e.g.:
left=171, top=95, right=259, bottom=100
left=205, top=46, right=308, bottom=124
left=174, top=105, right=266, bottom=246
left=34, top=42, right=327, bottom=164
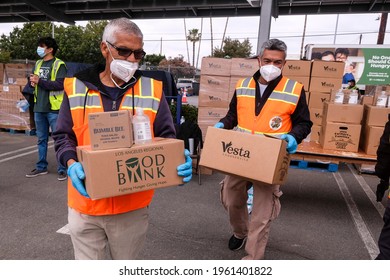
left=215, top=39, right=312, bottom=260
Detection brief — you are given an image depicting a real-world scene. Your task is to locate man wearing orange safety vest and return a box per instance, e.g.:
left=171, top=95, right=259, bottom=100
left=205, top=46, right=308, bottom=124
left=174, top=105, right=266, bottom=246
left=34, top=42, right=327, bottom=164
left=53, top=18, right=192, bottom=260
left=214, top=39, right=312, bottom=260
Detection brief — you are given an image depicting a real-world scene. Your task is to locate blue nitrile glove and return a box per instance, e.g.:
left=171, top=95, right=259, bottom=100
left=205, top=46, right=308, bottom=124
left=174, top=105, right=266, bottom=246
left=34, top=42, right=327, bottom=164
left=214, top=122, right=224, bottom=129
left=67, top=162, right=89, bottom=198
left=177, top=149, right=192, bottom=183
left=280, top=134, right=298, bottom=154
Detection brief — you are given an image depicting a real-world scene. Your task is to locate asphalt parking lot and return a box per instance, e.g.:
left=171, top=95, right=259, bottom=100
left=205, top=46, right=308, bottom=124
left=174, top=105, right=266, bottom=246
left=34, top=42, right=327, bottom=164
left=0, top=126, right=386, bottom=260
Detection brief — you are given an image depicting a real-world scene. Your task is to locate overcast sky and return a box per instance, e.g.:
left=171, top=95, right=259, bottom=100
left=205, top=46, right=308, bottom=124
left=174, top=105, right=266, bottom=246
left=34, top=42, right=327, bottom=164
left=0, top=13, right=389, bottom=67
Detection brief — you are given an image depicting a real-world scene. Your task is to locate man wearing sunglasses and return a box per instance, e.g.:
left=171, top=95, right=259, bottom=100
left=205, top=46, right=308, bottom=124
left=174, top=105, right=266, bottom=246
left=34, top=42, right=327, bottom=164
left=53, top=18, right=192, bottom=260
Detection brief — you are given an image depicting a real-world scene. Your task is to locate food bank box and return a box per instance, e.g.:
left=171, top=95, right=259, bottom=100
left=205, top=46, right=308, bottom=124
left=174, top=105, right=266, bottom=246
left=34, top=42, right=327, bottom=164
left=320, top=122, right=361, bottom=152
left=88, top=110, right=133, bottom=150
left=199, top=127, right=290, bottom=185
left=77, top=138, right=185, bottom=200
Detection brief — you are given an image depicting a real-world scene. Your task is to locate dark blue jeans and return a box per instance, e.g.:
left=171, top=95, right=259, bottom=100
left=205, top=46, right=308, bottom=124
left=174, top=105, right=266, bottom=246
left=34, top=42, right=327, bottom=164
left=34, top=112, right=66, bottom=174
left=377, top=199, right=390, bottom=260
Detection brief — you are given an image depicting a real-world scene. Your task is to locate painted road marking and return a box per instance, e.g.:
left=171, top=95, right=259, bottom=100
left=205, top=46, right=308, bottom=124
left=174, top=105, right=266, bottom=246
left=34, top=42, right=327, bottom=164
left=333, top=171, right=379, bottom=259
left=347, top=163, right=385, bottom=217
left=57, top=224, right=70, bottom=235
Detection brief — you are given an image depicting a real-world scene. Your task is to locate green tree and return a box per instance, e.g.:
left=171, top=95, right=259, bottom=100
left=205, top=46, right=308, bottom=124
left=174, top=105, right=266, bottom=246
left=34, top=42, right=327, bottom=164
left=158, top=55, right=195, bottom=80
left=0, top=21, right=107, bottom=64
left=144, top=54, right=166, bottom=66
left=0, top=22, right=53, bottom=60
left=0, top=49, right=11, bottom=63
left=78, top=21, right=107, bottom=64
left=186, top=29, right=201, bottom=67
left=213, top=37, right=252, bottom=58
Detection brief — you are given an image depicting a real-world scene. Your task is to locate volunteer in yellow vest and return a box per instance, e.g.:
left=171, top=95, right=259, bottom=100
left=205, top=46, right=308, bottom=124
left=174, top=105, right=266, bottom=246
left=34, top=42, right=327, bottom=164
left=26, top=37, right=67, bottom=181
left=53, top=18, right=192, bottom=260
left=214, top=39, right=312, bottom=260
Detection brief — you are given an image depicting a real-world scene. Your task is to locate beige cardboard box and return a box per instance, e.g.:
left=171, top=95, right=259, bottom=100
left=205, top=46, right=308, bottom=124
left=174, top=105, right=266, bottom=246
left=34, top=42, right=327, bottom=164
left=310, top=61, right=345, bottom=78
left=363, top=104, right=390, bottom=127
left=229, top=76, right=245, bottom=95
left=322, top=102, right=363, bottom=125
left=309, top=125, right=321, bottom=143
left=230, top=58, right=258, bottom=76
left=309, top=77, right=342, bottom=93
left=88, top=110, right=133, bottom=150
left=309, top=107, right=323, bottom=125
left=288, top=76, right=310, bottom=91
left=360, top=95, right=374, bottom=106
left=197, top=107, right=229, bottom=140
left=309, top=92, right=331, bottom=109
left=360, top=125, right=383, bottom=155
left=197, top=107, right=229, bottom=122
left=199, top=127, right=290, bottom=185
left=77, top=138, right=185, bottom=200
left=282, top=60, right=312, bottom=77
left=320, top=122, right=362, bottom=152
left=201, top=57, right=231, bottom=77
left=200, top=75, right=230, bottom=93
left=198, top=90, right=230, bottom=108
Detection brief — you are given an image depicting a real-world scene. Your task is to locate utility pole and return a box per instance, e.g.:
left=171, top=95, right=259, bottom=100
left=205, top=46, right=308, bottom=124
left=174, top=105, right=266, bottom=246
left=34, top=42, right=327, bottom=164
left=300, top=15, right=307, bottom=59
left=333, top=14, right=339, bottom=44
left=377, top=13, right=388, bottom=44
left=210, top=17, right=214, bottom=56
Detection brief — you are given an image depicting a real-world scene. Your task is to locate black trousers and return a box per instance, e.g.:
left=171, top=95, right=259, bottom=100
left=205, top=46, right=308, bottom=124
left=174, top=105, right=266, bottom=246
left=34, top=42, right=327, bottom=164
left=377, top=200, right=390, bottom=260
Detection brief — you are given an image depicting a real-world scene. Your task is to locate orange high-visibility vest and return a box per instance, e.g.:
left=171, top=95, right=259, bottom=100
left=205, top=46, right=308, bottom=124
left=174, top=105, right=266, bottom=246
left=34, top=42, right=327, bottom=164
left=236, top=76, right=302, bottom=135
left=64, top=76, right=163, bottom=215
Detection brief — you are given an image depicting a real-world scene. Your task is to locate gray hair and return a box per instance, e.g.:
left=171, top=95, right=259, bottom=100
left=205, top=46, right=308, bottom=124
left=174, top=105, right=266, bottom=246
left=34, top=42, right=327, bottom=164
left=102, top=18, right=143, bottom=43
left=259, top=39, right=287, bottom=59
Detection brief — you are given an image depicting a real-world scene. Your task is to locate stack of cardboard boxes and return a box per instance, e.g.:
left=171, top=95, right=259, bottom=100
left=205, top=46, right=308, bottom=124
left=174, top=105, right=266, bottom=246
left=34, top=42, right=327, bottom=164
left=0, top=83, right=30, bottom=130
left=360, top=103, right=390, bottom=155
left=0, top=63, right=33, bottom=130
left=197, top=57, right=258, bottom=140
left=77, top=111, right=185, bottom=200
left=319, top=101, right=364, bottom=152
left=306, top=61, right=344, bottom=142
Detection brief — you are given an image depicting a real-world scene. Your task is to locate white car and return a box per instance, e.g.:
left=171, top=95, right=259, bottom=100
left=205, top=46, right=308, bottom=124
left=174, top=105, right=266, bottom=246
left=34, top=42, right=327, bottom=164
left=176, top=78, right=195, bottom=95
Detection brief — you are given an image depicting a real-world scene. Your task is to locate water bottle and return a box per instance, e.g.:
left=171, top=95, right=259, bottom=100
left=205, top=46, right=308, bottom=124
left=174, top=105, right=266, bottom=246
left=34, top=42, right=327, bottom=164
left=376, top=91, right=387, bottom=107
left=132, top=108, right=152, bottom=144
left=180, top=116, right=185, bottom=124
left=348, top=90, right=358, bottom=105
left=247, top=186, right=254, bottom=214
left=334, top=89, right=344, bottom=104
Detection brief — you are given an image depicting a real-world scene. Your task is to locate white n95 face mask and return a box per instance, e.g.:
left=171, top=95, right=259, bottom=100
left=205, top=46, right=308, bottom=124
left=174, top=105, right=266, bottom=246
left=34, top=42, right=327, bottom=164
left=110, top=59, right=138, bottom=83
left=260, top=64, right=282, bottom=82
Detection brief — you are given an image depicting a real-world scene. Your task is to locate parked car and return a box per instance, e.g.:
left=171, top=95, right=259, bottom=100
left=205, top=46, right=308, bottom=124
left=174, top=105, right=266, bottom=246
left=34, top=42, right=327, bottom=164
left=176, top=78, right=196, bottom=95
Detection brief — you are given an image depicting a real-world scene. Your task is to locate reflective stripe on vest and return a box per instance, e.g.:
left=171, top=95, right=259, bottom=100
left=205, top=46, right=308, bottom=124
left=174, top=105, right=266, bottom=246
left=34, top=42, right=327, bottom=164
left=236, top=76, right=302, bottom=136
left=34, top=58, right=66, bottom=110
left=64, top=76, right=163, bottom=216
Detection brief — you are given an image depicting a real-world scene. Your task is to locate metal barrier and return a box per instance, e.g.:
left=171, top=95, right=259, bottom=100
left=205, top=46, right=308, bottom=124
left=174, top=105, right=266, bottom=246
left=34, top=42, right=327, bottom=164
left=165, top=93, right=182, bottom=125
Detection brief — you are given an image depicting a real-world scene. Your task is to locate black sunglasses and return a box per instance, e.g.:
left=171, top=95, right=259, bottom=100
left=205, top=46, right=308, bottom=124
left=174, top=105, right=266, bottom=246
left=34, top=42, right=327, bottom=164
left=106, top=41, right=146, bottom=59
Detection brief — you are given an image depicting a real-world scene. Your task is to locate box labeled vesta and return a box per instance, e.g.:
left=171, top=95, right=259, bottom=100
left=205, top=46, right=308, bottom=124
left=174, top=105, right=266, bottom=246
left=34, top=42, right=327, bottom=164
left=77, top=138, right=184, bottom=200
left=199, top=127, right=290, bottom=185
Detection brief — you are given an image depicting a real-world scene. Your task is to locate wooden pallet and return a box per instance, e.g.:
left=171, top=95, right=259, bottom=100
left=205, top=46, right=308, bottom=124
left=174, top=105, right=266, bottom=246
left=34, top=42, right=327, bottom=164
left=290, top=159, right=339, bottom=172
left=0, top=127, right=35, bottom=135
